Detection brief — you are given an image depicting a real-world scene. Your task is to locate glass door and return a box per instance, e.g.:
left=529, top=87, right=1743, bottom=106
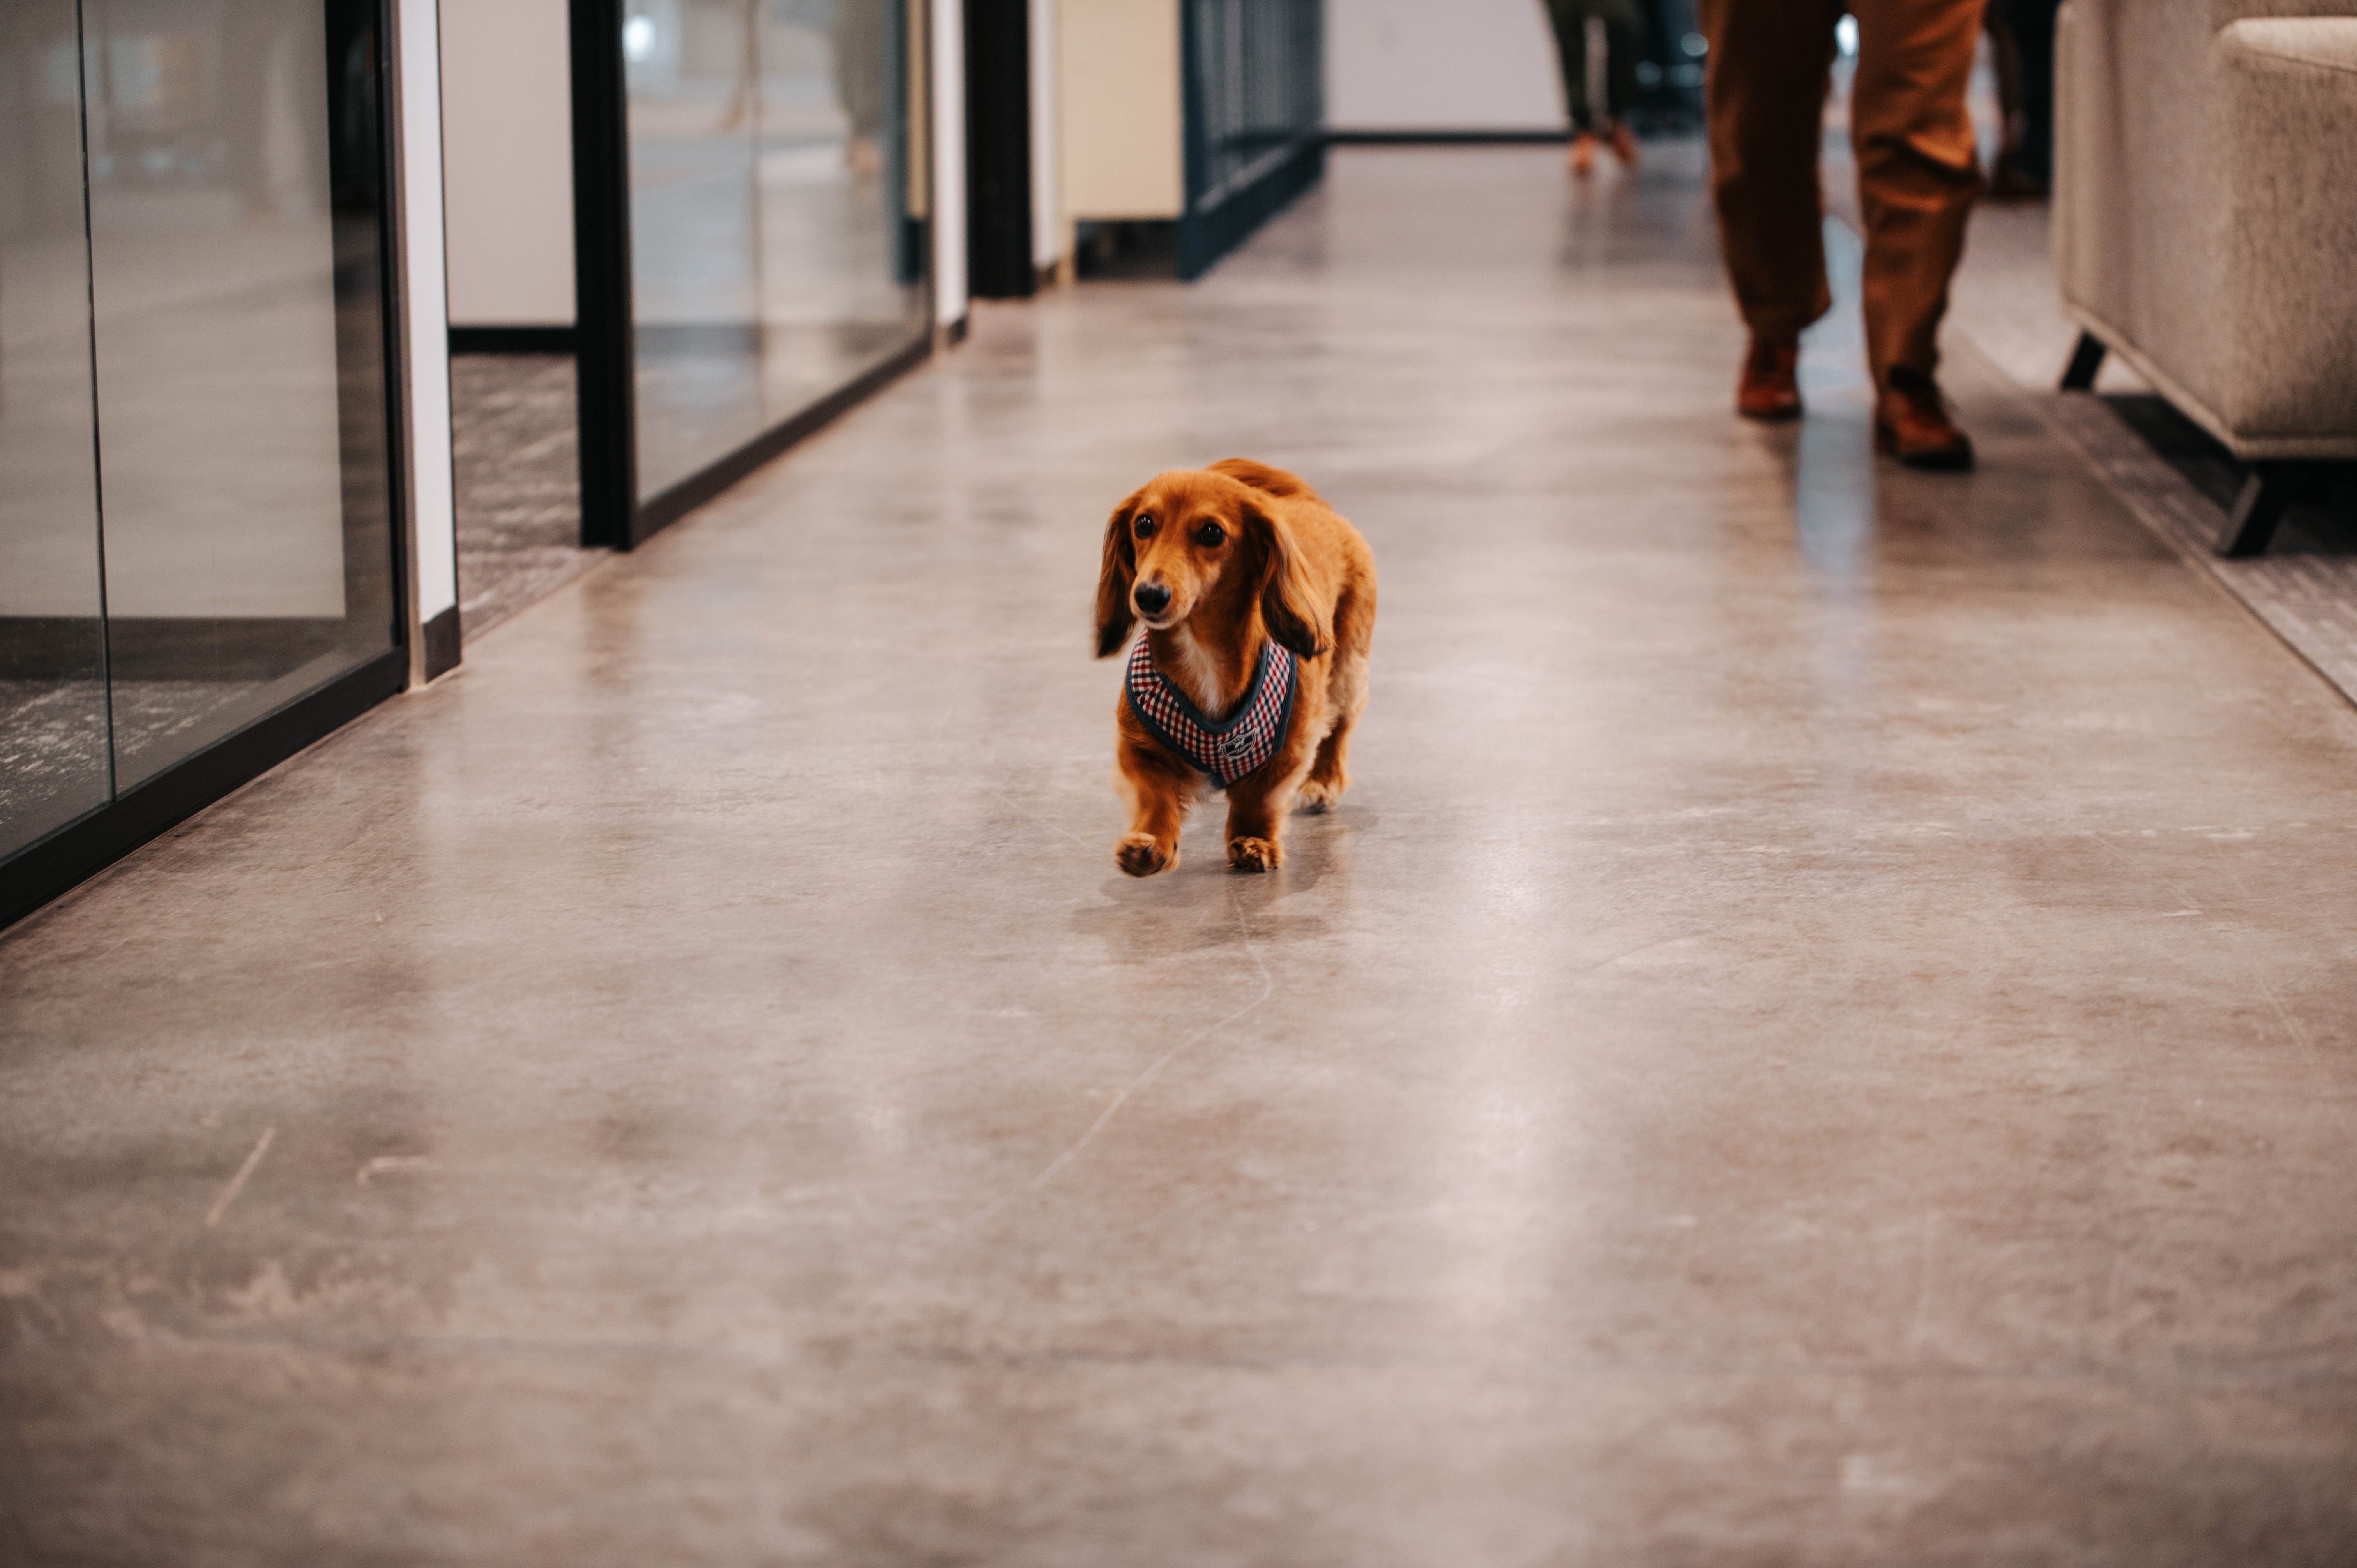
left=0, top=0, right=111, bottom=858
left=621, top=0, right=929, bottom=505
left=83, top=0, right=397, bottom=789
left=0, top=0, right=402, bottom=898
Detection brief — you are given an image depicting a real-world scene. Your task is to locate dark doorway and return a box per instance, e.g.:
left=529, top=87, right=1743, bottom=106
left=963, top=0, right=1035, bottom=299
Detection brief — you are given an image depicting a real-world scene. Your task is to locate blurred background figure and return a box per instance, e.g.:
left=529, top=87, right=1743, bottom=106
left=716, top=0, right=886, bottom=175
left=1542, top=0, right=1643, bottom=175
left=1703, top=0, right=1984, bottom=469
left=222, top=0, right=332, bottom=221
left=833, top=0, right=888, bottom=176
left=1985, top=0, right=2056, bottom=197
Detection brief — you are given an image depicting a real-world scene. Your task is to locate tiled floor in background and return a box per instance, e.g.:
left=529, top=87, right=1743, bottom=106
left=448, top=354, right=600, bottom=642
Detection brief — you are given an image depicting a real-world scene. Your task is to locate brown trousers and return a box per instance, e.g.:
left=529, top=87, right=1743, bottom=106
left=1700, top=0, right=1986, bottom=383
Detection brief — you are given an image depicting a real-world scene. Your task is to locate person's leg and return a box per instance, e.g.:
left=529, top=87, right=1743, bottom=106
left=1544, top=0, right=1598, bottom=133
left=1601, top=0, right=1643, bottom=127
left=1699, top=0, right=1846, bottom=346
left=1848, top=0, right=1986, bottom=386
left=834, top=0, right=891, bottom=160
left=1986, top=2, right=2023, bottom=154
left=2007, top=0, right=2058, bottom=187
left=1600, top=0, right=1644, bottom=162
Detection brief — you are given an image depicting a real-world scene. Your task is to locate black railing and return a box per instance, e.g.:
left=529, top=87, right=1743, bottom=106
left=1178, top=0, right=1323, bottom=281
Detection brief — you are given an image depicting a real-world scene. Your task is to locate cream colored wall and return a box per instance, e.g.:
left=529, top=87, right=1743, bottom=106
left=1056, top=0, right=1184, bottom=223
left=440, top=0, right=576, bottom=326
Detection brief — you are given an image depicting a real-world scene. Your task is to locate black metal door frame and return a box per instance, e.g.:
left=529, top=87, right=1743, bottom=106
left=567, top=0, right=940, bottom=551
left=568, top=0, right=638, bottom=550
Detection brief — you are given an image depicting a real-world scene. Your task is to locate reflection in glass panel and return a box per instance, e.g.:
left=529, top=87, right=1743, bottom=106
left=0, top=3, right=113, bottom=856
left=84, top=0, right=394, bottom=791
left=626, top=0, right=927, bottom=501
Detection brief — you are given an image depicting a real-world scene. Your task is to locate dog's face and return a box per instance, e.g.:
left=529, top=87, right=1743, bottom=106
left=1095, top=472, right=1251, bottom=657
left=1095, top=469, right=1331, bottom=661
left=1122, top=474, right=1241, bottom=631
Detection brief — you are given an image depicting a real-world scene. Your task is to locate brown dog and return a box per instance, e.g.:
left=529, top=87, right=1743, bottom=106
left=1095, top=459, right=1376, bottom=875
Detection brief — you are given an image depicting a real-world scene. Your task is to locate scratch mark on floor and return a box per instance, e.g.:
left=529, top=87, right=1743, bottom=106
left=1016, top=882, right=1276, bottom=1201
left=357, top=1155, right=438, bottom=1186
left=1906, top=1210, right=1940, bottom=1360
left=206, top=1127, right=277, bottom=1227
left=2244, top=961, right=2352, bottom=1135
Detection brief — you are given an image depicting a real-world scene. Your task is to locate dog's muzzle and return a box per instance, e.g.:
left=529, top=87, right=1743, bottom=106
left=1133, top=582, right=1172, bottom=617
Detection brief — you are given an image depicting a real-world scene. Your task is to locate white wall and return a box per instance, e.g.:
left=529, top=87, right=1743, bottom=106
left=440, top=0, right=576, bottom=327
left=397, top=0, right=458, bottom=666
left=932, top=0, right=968, bottom=325
left=1029, top=0, right=1061, bottom=270
left=1325, top=0, right=1564, bottom=133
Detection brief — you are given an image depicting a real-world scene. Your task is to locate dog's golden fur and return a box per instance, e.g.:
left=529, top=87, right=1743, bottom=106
left=1095, top=459, right=1376, bottom=875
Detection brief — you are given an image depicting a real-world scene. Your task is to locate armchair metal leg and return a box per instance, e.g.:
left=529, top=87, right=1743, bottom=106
left=2060, top=331, right=2107, bottom=392
left=2217, top=464, right=2326, bottom=558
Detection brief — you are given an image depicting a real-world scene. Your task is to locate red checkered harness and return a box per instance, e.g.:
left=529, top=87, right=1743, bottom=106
left=1124, top=634, right=1299, bottom=790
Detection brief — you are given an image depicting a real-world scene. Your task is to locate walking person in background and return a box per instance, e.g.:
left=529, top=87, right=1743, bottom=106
left=833, top=0, right=891, bottom=177
left=1703, top=0, right=1985, bottom=468
left=1989, top=0, right=2058, bottom=196
left=1542, top=0, right=1643, bottom=176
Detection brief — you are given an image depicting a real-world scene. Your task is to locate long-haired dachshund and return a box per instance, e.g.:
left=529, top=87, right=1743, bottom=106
left=1095, top=459, right=1376, bottom=875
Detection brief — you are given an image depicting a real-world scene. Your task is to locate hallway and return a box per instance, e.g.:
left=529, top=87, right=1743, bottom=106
left=5, top=147, right=2356, bottom=1563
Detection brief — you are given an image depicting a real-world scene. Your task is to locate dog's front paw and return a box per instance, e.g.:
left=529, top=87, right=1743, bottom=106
left=1117, top=833, right=1176, bottom=877
left=1227, top=836, right=1282, bottom=873
left=1295, top=776, right=1348, bottom=814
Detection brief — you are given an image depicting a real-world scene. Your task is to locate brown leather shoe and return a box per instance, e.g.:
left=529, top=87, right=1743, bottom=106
left=1874, top=368, right=1975, bottom=470
left=1737, top=337, right=1802, bottom=421
left=1608, top=121, right=1640, bottom=168
left=1568, top=132, right=1598, bottom=178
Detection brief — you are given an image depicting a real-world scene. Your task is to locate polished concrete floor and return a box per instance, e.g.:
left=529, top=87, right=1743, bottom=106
left=6, top=147, right=2357, bottom=1566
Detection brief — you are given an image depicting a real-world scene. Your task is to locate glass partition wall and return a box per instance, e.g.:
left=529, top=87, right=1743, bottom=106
left=615, top=0, right=929, bottom=520
left=1, top=0, right=404, bottom=922
left=0, top=1, right=111, bottom=855
left=1178, top=0, right=1323, bottom=280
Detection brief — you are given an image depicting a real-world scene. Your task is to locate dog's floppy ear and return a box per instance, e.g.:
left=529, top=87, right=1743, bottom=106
left=1095, top=492, right=1144, bottom=657
left=1244, top=501, right=1332, bottom=660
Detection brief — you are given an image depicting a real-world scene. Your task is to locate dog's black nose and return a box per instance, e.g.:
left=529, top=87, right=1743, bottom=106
left=1133, top=582, right=1171, bottom=616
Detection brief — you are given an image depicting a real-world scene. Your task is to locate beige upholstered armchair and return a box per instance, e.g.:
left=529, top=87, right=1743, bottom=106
left=2054, top=1, right=2357, bottom=554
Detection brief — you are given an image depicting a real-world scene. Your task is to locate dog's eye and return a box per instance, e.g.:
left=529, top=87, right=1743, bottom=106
left=1133, top=515, right=1156, bottom=538
left=1194, top=523, right=1226, bottom=548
